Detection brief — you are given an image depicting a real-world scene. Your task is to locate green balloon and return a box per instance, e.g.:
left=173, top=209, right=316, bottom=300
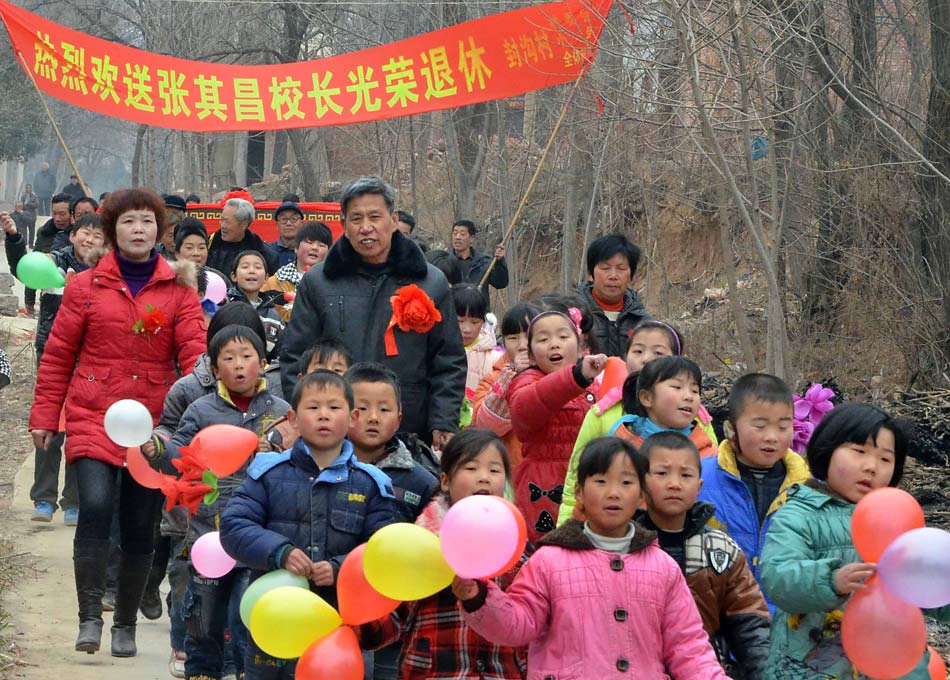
left=16, top=252, right=66, bottom=289
left=239, top=569, right=309, bottom=628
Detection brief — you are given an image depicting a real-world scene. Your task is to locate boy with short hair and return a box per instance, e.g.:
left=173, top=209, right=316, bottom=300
left=697, top=373, right=810, bottom=590
left=637, top=431, right=770, bottom=677
left=346, top=362, right=439, bottom=522
left=220, top=370, right=395, bottom=680
left=299, top=336, right=354, bottom=377
left=144, top=325, right=290, bottom=680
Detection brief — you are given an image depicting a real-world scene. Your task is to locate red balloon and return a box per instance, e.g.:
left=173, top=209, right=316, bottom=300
left=189, top=425, right=260, bottom=477
left=125, top=446, right=165, bottom=489
left=296, top=626, right=363, bottom=680
left=929, top=646, right=947, bottom=680
left=851, top=487, right=924, bottom=561
left=488, top=498, right=528, bottom=578
left=842, top=576, right=927, bottom=679
left=337, top=544, right=400, bottom=626
left=598, top=357, right=628, bottom=400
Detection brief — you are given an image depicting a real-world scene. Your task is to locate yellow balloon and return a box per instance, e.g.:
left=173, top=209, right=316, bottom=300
left=249, top=586, right=341, bottom=659
left=364, top=523, right=455, bottom=601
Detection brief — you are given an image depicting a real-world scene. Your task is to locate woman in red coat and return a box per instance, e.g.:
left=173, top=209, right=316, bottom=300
left=29, top=188, right=207, bottom=658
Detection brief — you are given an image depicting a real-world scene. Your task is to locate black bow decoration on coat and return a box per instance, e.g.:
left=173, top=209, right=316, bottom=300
left=528, top=483, right=563, bottom=505
left=534, top=510, right=556, bottom=534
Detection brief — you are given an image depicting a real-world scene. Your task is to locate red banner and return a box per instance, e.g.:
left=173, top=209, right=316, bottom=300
left=186, top=201, right=342, bottom=243
left=0, top=0, right=612, bottom=132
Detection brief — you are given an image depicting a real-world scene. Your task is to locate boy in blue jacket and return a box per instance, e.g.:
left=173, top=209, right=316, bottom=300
left=220, top=369, right=395, bottom=680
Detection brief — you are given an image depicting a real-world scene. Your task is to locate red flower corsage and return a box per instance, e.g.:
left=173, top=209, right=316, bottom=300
left=133, top=304, right=165, bottom=335
left=384, top=284, right=442, bottom=356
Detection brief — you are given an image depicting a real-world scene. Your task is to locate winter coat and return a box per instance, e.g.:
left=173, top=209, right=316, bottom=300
left=360, top=495, right=528, bottom=680
left=698, top=440, right=810, bottom=589
left=261, top=262, right=301, bottom=322
left=29, top=251, right=207, bottom=466
left=472, top=356, right=523, bottom=466
left=760, top=482, right=946, bottom=680
left=509, top=365, right=594, bottom=543
left=457, top=248, right=509, bottom=302
left=19, top=190, right=38, bottom=215
left=33, top=218, right=67, bottom=254
left=206, top=229, right=280, bottom=279
left=279, top=231, right=466, bottom=438
left=219, top=438, right=395, bottom=606
left=462, top=519, right=728, bottom=680
left=577, top=281, right=651, bottom=357
left=635, top=503, right=770, bottom=677
left=61, top=182, right=85, bottom=202
left=225, top=288, right=285, bottom=361
left=465, top=328, right=503, bottom=395
left=375, top=438, right=439, bottom=522
left=557, top=401, right=717, bottom=525
left=159, top=382, right=289, bottom=546
left=268, top=239, right=296, bottom=268
left=33, top=169, right=56, bottom=198
left=611, top=417, right=717, bottom=458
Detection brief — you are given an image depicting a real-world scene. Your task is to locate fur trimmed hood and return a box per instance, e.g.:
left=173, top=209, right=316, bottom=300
left=538, top=518, right=657, bottom=553
left=168, top=258, right=199, bottom=290
left=323, top=230, right=428, bottom=280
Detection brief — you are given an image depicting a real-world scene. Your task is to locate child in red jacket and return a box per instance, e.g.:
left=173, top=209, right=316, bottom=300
left=509, top=309, right=606, bottom=543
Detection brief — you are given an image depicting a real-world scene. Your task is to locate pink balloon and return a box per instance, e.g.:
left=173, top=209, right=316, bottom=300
left=878, top=527, right=950, bottom=608
left=440, top=495, right=522, bottom=579
left=204, top=270, right=228, bottom=304
left=191, top=531, right=236, bottom=578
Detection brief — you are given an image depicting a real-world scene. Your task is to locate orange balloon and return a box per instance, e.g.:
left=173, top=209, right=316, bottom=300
left=842, top=576, right=927, bottom=679
left=337, top=544, right=400, bottom=626
left=488, top=498, right=528, bottom=578
left=296, top=626, right=363, bottom=680
left=598, top=357, right=628, bottom=400
left=190, top=424, right=260, bottom=477
left=929, top=646, right=948, bottom=680
left=851, top=487, right=924, bottom=562
left=125, top=446, right=165, bottom=489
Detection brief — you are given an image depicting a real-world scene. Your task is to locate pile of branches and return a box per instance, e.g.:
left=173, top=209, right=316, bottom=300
left=888, top=390, right=950, bottom=466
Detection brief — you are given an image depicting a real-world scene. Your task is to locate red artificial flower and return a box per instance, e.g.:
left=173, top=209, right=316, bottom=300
left=385, top=284, right=442, bottom=356
left=133, top=304, right=165, bottom=335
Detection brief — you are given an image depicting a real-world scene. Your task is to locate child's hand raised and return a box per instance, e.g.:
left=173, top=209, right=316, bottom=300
left=310, top=560, right=334, bottom=587
left=511, top=351, right=531, bottom=372
left=834, top=562, right=876, bottom=595
left=256, top=435, right=271, bottom=453
left=580, top=354, right=609, bottom=381
left=451, top=576, right=480, bottom=602
left=282, top=548, right=314, bottom=578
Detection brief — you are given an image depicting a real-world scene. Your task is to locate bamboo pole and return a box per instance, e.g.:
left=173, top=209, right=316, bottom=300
left=17, top=53, right=91, bottom=198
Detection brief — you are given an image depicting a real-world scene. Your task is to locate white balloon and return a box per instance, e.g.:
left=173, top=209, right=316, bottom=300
left=103, top=399, right=153, bottom=447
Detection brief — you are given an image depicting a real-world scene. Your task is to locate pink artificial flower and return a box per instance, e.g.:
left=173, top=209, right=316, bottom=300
left=791, top=419, right=815, bottom=455
left=793, top=383, right=835, bottom=425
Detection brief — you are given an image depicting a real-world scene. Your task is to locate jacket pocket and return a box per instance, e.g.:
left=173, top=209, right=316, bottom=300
left=531, top=660, right=584, bottom=679
left=69, top=366, right=112, bottom=405
left=329, top=497, right=367, bottom=535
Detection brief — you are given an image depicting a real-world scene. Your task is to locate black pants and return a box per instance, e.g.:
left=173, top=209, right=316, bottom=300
left=37, top=195, right=51, bottom=215
left=29, top=431, right=79, bottom=510
left=74, top=458, right=162, bottom=555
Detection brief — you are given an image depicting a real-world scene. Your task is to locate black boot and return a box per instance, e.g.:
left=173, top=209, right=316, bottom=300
left=73, top=539, right=110, bottom=654
left=140, top=535, right=169, bottom=620
left=111, top=551, right=154, bottom=658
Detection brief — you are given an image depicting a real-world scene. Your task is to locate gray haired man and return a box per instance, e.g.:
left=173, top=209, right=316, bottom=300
left=206, top=196, right=279, bottom=276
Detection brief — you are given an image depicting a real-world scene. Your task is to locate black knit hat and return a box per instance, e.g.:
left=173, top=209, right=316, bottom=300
left=163, top=194, right=187, bottom=211
left=175, top=217, right=208, bottom=252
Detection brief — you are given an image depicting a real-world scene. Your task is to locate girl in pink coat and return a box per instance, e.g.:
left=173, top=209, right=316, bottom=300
left=455, top=437, right=728, bottom=680
left=509, top=308, right=606, bottom=543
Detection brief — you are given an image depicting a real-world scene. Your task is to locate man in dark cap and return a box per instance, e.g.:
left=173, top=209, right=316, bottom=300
left=269, top=201, right=305, bottom=267
left=157, top=195, right=187, bottom=260
left=61, top=174, right=85, bottom=202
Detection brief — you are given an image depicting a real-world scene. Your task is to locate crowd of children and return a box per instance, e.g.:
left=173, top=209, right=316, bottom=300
left=11, top=204, right=948, bottom=680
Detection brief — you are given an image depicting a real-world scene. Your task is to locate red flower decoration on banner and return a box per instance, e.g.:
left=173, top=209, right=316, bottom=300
left=133, top=304, right=165, bottom=335
left=384, top=284, right=442, bottom=356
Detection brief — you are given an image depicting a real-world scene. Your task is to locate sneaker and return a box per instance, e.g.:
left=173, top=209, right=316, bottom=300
left=63, top=508, right=79, bottom=526
left=168, top=649, right=186, bottom=679
left=31, top=501, right=54, bottom=522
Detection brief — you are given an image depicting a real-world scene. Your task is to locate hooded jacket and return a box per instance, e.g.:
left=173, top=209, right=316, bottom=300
left=374, top=438, right=439, bottom=523
left=635, top=502, right=770, bottom=677
left=279, top=231, right=466, bottom=438
left=577, top=281, right=651, bottom=357
left=462, top=520, right=728, bottom=680
left=29, top=251, right=207, bottom=465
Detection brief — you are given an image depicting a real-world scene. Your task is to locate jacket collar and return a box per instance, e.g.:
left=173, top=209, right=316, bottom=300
left=716, top=439, right=811, bottom=515
left=193, top=354, right=216, bottom=387
left=578, top=281, right=647, bottom=317
left=275, top=262, right=302, bottom=284
left=216, top=378, right=268, bottom=408
left=634, top=501, right=717, bottom=539
left=377, top=437, right=418, bottom=470
left=322, top=230, right=428, bottom=280
left=538, top=519, right=657, bottom=554
left=289, top=437, right=357, bottom=478
left=94, top=250, right=176, bottom=286
left=800, top=479, right=854, bottom=506
left=226, top=288, right=284, bottom=310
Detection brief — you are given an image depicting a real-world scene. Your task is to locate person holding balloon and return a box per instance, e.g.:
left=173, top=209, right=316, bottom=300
left=28, top=187, right=207, bottom=658
left=220, top=369, right=396, bottom=680
left=759, top=403, right=949, bottom=679
left=359, top=428, right=529, bottom=680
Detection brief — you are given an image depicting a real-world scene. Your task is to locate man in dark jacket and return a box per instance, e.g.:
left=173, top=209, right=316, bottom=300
left=33, top=162, right=56, bottom=215
left=23, top=193, right=73, bottom=315
left=451, top=219, right=508, bottom=306
left=61, top=174, right=85, bottom=202
left=578, top=233, right=652, bottom=357
left=280, top=176, right=466, bottom=448
left=206, top=197, right=279, bottom=277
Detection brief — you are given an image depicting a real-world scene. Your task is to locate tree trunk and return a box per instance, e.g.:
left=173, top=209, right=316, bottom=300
left=131, top=124, right=146, bottom=187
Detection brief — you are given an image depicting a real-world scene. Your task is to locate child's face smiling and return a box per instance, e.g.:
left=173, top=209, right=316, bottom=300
left=529, top=315, right=579, bottom=374
left=440, top=445, right=507, bottom=502
left=644, top=446, right=702, bottom=530
left=625, top=328, right=675, bottom=375
left=730, top=399, right=794, bottom=467
left=232, top=255, right=267, bottom=295
left=213, top=339, right=265, bottom=398
left=349, top=381, right=402, bottom=461
left=577, top=453, right=642, bottom=538
left=458, top=315, right=485, bottom=346
left=826, top=430, right=896, bottom=503
left=290, top=384, right=355, bottom=453
left=639, top=372, right=700, bottom=430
